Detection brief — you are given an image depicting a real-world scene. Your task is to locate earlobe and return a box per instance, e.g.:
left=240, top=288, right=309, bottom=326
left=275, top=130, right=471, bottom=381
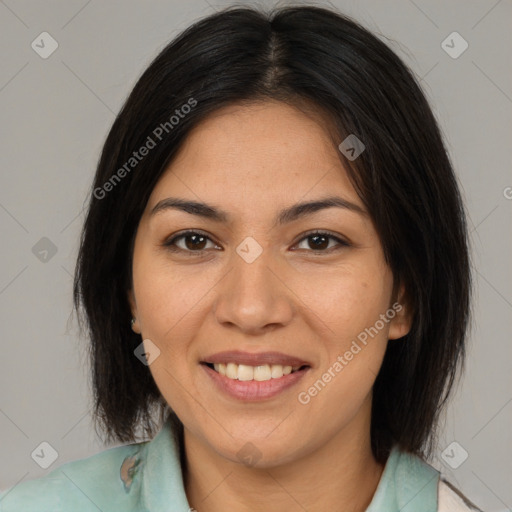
left=388, top=312, right=411, bottom=340
left=127, top=289, right=140, bottom=334
left=388, top=284, right=413, bottom=340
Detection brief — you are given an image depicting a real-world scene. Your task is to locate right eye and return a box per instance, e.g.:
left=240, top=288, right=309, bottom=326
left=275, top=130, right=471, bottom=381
left=162, top=230, right=221, bottom=255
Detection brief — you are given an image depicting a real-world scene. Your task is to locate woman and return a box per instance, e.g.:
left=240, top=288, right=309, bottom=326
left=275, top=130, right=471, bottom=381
left=0, top=4, right=482, bottom=511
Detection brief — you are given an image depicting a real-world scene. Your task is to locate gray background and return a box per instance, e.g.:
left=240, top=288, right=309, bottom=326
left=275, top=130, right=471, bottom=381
left=0, top=0, right=510, bottom=510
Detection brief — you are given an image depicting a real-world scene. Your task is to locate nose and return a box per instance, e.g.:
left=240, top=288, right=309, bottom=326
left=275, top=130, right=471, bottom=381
left=212, top=241, right=294, bottom=336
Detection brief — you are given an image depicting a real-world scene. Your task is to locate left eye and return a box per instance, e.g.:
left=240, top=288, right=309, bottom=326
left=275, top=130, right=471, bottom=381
left=294, top=231, right=349, bottom=252
left=163, top=230, right=349, bottom=254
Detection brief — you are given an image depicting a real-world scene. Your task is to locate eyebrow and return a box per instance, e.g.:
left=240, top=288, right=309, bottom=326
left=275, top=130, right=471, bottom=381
left=150, top=195, right=367, bottom=226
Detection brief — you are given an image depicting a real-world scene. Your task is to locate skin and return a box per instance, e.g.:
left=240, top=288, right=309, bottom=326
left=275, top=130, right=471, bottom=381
left=128, top=100, right=411, bottom=512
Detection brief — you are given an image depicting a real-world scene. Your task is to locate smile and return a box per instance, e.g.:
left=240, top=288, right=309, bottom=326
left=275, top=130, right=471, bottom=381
left=205, top=362, right=307, bottom=381
left=200, top=363, right=311, bottom=401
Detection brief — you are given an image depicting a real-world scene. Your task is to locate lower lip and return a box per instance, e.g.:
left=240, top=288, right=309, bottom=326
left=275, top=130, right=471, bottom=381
left=201, top=363, right=310, bottom=401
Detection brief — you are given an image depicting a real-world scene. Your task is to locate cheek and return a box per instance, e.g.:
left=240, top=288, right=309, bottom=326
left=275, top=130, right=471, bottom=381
left=297, top=265, right=392, bottom=402
left=296, top=292, right=390, bottom=433
left=133, top=251, right=208, bottom=338
left=302, top=266, right=393, bottom=346
left=132, top=258, right=201, bottom=413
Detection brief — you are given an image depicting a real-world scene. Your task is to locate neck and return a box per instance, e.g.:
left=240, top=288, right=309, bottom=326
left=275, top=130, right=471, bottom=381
left=182, top=400, right=385, bottom=512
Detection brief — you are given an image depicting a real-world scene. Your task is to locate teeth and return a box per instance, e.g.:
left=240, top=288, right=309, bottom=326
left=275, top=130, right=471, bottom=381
left=238, top=364, right=254, bottom=381
left=226, top=362, right=238, bottom=379
left=254, top=365, right=271, bottom=381
left=212, top=362, right=299, bottom=381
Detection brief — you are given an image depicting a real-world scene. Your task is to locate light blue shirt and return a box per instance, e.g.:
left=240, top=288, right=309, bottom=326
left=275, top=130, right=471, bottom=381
left=0, top=416, right=439, bottom=511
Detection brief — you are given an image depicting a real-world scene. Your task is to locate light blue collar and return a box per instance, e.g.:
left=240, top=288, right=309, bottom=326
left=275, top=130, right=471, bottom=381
left=366, top=444, right=439, bottom=511
left=137, top=417, right=190, bottom=511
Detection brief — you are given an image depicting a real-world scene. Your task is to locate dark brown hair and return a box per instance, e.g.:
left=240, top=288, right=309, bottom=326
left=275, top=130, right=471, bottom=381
left=73, top=4, right=471, bottom=464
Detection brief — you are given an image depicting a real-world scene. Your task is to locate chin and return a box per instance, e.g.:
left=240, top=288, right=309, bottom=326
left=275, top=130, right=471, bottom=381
left=205, top=428, right=310, bottom=469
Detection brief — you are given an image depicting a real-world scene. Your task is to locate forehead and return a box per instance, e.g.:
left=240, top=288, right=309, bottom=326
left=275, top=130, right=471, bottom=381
left=147, top=100, right=361, bottom=214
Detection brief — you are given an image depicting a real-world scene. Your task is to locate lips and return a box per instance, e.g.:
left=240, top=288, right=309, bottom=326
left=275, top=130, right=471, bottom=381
left=201, top=361, right=311, bottom=401
left=201, top=350, right=311, bottom=368
left=199, top=350, right=312, bottom=400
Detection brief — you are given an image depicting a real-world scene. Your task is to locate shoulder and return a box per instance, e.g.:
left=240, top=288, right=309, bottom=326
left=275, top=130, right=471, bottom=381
left=0, top=440, right=148, bottom=512
left=438, top=479, right=484, bottom=512
left=381, top=447, right=484, bottom=512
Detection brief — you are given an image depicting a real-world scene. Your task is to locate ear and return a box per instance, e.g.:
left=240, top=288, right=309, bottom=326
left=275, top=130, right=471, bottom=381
left=387, top=283, right=413, bottom=340
left=127, top=289, right=140, bottom=334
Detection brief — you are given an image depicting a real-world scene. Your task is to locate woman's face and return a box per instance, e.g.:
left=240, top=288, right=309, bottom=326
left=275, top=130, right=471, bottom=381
left=129, top=100, right=410, bottom=467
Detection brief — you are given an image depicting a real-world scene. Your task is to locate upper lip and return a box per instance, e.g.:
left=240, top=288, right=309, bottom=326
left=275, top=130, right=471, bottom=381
left=201, top=350, right=311, bottom=368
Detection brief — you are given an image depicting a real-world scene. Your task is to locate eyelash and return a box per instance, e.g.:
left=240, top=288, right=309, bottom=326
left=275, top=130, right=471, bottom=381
left=162, top=229, right=350, bottom=256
